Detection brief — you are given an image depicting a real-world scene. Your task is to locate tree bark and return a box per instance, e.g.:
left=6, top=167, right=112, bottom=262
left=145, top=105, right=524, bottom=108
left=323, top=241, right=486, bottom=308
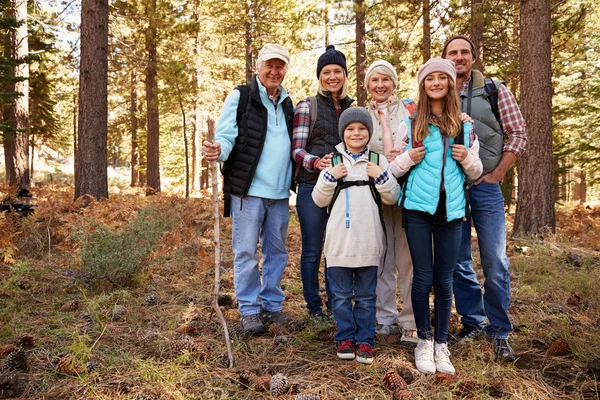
left=355, top=0, right=366, bottom=106
left=193, top=0, right=202, bottom=191
left=3, top=33, right=15, bottom=182
left=130, top=68, right=139, bottom=187
left=471, top=0, right=485, bottom=72
left=244, top=0, right=253, bottom=84
left=8, top=0, right=30, bottom=187
left=422, top=0, right=431, bottom=63
left=514, top=0, right=555, bottom=235
left=145, top=0, right=160, bottom=193
left=75, top=0, right=109, bottom=200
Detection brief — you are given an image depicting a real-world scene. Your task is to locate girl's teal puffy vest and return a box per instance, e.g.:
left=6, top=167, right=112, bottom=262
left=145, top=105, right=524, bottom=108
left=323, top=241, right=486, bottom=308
left=400, top=118, right=471, bottom=221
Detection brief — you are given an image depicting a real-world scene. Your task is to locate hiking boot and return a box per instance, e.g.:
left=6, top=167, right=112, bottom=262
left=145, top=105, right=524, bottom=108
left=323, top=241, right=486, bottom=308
left=260, top=308, right=287, bottom=325
left=401, top=329, right=419, bottom=344
left=336, top=340, right=355, bottom=360
left=355, top=344, right=374, bottom=365
left=494, top=338, right=516, bottom=362
left=414, top=339, right=435, bottom=374
left=434, top=342, right=456, bottom=374
left=241, top=313, right=266, bottom=335
left=449, top=325, right=484, bottom=345
left=376, top=324, right=401, bottom=336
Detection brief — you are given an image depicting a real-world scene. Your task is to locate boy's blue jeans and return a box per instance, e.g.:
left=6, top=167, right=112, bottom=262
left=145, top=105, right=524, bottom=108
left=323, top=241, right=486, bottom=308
left=231, top=195, right=289, bottom=316
left=405, top=210, right=462, bottom=343
left=296, top=183, right=332, bottom=315
left=328, top=266, right=377, bottom=348
left=453, top=182, right=512, bottom=339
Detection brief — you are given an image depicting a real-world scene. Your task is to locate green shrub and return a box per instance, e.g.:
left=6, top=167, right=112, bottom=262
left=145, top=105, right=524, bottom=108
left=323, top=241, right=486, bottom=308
left=80, top=206, right=173, bottom=287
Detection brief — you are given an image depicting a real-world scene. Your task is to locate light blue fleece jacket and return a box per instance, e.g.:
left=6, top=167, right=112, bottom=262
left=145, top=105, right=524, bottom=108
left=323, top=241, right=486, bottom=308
left=215, top=76, right=293, bottom=200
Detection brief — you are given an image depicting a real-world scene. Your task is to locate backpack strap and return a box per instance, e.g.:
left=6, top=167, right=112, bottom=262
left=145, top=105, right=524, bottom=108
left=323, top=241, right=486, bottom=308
left=483, top=77, right=503, bottom=132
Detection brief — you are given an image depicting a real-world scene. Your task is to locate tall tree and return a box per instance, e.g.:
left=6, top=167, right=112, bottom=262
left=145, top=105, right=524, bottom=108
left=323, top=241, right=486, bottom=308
left=130, top=68, right=139, bottom=187
left=145, top=0, right=160, bottom=193
left=354, top=0, right=366, bottom=106
left=470, top=0, right=484, bottom=72
left=422, top=0, right=431, bottom=63
left=5, top=0, right=29, bottom=186
left=514, top=0, right=555, bottom=235
left=75, top=0, right=108, bottom=199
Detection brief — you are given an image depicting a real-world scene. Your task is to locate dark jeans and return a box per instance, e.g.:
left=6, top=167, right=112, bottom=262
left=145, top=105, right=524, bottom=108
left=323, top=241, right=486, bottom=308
left=296, top=183, right=332, bottom=315
left=405, top=209, right=462, bottom=343
left=328, top=266, right=377, bottom=347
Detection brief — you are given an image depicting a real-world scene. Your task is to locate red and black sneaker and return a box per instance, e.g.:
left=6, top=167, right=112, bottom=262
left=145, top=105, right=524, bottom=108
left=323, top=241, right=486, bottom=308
left=336, top=340, right=355, bottom=360
left=355, top=343, right=374, bottom=364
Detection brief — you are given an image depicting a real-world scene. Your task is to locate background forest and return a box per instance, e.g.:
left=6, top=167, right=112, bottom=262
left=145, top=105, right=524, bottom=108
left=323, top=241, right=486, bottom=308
left=1, top=0, right=600, bottom=399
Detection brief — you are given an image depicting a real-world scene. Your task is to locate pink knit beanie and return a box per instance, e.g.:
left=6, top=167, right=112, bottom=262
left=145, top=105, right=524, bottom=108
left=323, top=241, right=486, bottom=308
left=417, top=58, right=456, bottom=86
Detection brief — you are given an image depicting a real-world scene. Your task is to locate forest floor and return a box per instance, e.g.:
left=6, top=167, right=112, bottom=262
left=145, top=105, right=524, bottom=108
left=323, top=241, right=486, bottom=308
left=1, top=182, right=600, bottom=400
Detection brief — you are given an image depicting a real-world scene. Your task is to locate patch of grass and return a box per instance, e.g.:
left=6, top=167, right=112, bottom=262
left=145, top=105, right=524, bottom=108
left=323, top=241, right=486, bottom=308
left=77, top=205, right=175, bottom=288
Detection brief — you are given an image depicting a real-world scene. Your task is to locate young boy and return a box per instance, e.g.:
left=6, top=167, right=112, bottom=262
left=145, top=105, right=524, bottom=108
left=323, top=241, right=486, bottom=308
left=312, top=107, right=401, bottom=364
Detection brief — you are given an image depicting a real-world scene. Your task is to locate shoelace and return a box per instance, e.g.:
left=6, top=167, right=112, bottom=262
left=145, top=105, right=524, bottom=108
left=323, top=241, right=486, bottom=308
left=357, top=344, right=372, bottom=355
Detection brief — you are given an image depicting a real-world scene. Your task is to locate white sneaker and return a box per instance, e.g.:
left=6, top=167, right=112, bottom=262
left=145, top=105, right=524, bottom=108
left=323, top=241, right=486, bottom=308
left=434, top=342, right=456, bottom=375
left=401, top=329, right=419, bottom=344
left=414, top=339, right=435, bottom=374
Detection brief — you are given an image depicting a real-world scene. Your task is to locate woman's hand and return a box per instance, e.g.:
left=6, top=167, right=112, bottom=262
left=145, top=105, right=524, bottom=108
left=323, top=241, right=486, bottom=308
left=408, top=146, right=426, bottom=164
left=386, top=148, right=401, bottom=163
left=451, top=144, right=468, bottom=162
left=315, top=152, right=334, bottom=170
left=366, top=162, right=383, bottom=179
left=459, top=112, right=474, bottom=124
left=330, top=163, right=347, bottom=180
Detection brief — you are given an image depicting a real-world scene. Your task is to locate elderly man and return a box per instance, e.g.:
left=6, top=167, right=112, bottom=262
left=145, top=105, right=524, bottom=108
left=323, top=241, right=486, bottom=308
left=442, top=35, right=527, bottom=362
left=203, top=43, right=295, bottom=335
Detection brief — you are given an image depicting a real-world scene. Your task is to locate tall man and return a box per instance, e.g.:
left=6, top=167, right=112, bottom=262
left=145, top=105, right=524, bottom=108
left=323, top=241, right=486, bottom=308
left=442, top=35, right=527, bottom=361
left=203, top=44, right=295, bottom=335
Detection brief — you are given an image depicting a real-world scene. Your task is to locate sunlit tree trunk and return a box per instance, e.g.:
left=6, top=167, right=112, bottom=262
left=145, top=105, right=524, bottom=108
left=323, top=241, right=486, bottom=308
left=422, top=0, right=431, bottom=63
left=75, top=0, right=109, bottom=199
left=355, top=0, right=366, bottom=106
left=130, top=68, right=139, bottom=187
left=244, top=0, right=253, bottom=84
left=514, top=0, right=555, bottom=235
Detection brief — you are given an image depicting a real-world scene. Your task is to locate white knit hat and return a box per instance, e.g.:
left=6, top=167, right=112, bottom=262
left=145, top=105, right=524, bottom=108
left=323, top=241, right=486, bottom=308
left=365, top=59, right=398, bottom=89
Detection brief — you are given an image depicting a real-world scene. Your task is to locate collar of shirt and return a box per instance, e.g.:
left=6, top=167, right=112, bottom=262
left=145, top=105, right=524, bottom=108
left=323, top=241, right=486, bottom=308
left=344, top=147, right=369, bottom=160
left=460, top=77, right=471, bottom=92
left=268, top=88, right=280, bottom=106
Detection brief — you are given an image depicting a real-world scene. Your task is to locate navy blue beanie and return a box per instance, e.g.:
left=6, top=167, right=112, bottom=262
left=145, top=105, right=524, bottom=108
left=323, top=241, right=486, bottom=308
left=316, top=45, right=348, bottom=78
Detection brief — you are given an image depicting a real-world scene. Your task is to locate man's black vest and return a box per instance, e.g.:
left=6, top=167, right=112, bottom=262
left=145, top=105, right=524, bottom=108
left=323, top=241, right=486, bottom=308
left=296, top=92, right=354, bottom=185
left=221, top=76, right=294, bottom=217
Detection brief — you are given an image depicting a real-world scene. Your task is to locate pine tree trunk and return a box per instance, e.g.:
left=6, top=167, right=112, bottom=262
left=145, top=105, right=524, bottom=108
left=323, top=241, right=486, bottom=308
left=244, top=0, right=253, bottom=84
left=471, top=0, right=484, bottom=72
left=355, top=0, right=366, bottom=106
left=422, top=0, right=431, bottom=63
left=130, top=68, right=139, bottom=187
left=75, top=0, right=109, bottom=200
left=514, top=0, right=555, bottom=235
left=9, top=0, right=29, bottom=187
left=3, top=30, right=15, bottom=182
left=193, top=2, right=202, bottom=191
left=145, top=0, right=160, bottom=193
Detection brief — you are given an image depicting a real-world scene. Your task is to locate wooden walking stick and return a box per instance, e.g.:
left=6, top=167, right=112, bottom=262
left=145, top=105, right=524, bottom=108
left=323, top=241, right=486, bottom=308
left=207, top=117, right=234, bottom=368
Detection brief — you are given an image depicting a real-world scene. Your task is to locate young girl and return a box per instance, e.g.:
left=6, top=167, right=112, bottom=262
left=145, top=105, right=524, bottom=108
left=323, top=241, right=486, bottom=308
left=312, top=107, right=400, bottom=364
left=388, top=58, right=483, bottom=375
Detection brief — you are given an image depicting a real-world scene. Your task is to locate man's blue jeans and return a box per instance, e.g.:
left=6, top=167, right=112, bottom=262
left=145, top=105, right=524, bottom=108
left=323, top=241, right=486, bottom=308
left=453, top=182, right=512, bottom=339
left=405, top=210, right=462, bottom=343
left=231, top=195, right=289, bottom=316
left=328, top=266, right=377, bottom=347
left=296, top=183, right=332, bottom=315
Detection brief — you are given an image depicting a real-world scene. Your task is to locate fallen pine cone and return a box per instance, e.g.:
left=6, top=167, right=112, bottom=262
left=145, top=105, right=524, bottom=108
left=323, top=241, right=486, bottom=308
left=270, top=373, right=289, bottom=396
left=294, top=394, right=321, bottom=400
left=392, top=388, right=413, bottom=400
left=383, top=368, right=408, bottom=391
left=254, top=374, right=272, bottom=392
left=547, top=338, right=571, bottom=356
